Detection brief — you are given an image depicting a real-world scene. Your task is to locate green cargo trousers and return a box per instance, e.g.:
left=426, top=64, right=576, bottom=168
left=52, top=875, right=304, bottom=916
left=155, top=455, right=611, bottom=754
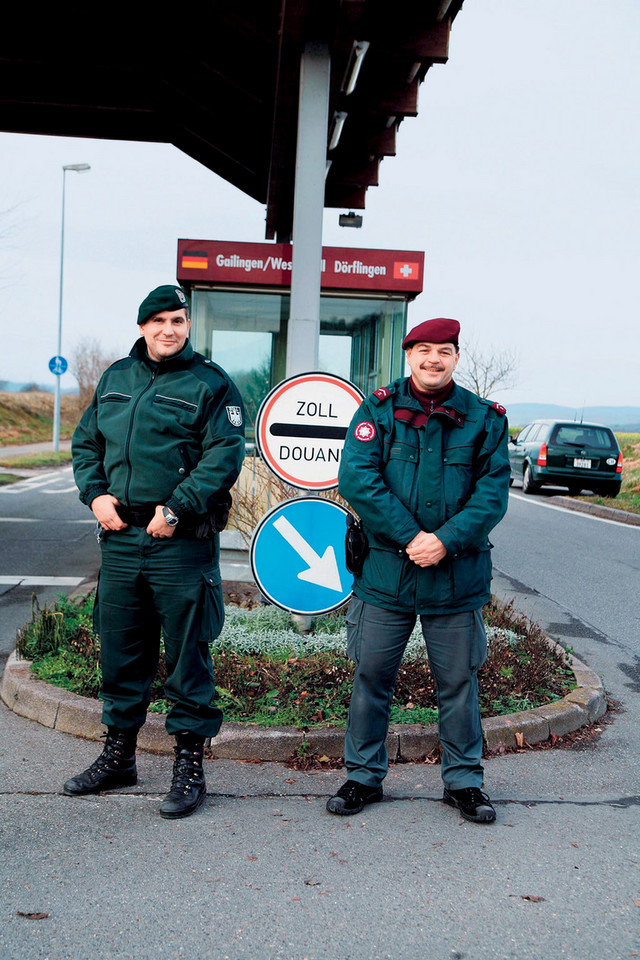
left=345, top=597, right=487, bottom=789
left=95, top=525, right=224, bottom=738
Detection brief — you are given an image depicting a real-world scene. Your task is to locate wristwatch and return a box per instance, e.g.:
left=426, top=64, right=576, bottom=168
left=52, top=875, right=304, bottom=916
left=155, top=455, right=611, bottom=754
left=162, top=506, right=179, bottom=527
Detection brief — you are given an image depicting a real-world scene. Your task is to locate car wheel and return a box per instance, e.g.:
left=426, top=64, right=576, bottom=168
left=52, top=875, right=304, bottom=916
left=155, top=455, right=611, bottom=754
left=567, top=484, right=582, bottom=496
left=522, top=463, right=539, bottom=495
left=509, top=477, right=514, bottom=487
left=595, top=484, right=620, bottom=499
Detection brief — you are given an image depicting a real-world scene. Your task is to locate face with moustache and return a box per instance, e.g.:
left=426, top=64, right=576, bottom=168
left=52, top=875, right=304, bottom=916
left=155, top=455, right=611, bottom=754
left=405, top=340, right=459, bottom=393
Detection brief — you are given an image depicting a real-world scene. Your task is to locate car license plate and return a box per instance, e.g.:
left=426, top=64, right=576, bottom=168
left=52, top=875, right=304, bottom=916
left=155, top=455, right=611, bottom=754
left=573, top=458, right=592, bottom=468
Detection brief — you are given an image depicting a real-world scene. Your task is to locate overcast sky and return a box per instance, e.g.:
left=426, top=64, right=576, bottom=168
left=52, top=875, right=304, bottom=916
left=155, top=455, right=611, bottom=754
left=1, top=0, right=638, bottom=407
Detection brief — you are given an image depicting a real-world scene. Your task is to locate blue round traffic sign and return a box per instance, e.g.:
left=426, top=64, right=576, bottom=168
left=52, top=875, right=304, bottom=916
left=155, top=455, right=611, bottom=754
left=250, top=497, right=353, bottom=615
left=49, top=355, right=68, bottom=376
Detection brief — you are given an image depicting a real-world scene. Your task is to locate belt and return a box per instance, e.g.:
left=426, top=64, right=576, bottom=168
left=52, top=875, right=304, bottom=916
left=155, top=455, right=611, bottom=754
left=116, top=504, right=157, bottom=527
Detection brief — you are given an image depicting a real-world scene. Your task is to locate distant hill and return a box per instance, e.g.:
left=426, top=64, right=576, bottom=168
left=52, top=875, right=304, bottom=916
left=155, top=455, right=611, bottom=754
left=505, top=404, right=640, bottom=431
left=0, top=380, right=77, bottom=395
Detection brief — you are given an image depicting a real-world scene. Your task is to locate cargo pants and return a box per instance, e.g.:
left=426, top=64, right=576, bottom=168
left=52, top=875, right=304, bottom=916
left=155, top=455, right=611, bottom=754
left=344, top=597, right=487, bottom=789
left=94, top=525, right=224, bottom=738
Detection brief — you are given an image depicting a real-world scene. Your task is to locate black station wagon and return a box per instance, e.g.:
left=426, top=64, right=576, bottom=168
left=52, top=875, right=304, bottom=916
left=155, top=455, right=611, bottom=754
left=509, top=420, right=623, bottom=497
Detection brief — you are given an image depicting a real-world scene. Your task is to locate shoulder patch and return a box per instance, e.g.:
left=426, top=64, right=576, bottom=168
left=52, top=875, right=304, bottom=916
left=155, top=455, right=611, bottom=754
left=491, top=402, right=507, bottom=416
left=354, top=421, right=376, bottom=442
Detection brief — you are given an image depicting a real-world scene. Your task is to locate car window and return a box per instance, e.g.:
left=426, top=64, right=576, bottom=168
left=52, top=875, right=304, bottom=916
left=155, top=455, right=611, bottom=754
left=550, top=425, right=616, bottom=449
left=516, top=424, right=533, bottom=442
left=526, top=424, right=543, bottom=442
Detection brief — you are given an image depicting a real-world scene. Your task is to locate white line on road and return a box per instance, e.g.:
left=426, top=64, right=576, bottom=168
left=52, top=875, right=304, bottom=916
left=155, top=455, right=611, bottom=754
left=0, top=576, right=84, bottom=586
left=509, top=491, right=640, bottom=529
left=0, top=518, right=94, bottom=523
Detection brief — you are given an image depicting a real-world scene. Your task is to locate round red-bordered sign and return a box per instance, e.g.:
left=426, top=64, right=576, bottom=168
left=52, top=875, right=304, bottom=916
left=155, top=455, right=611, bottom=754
left=255, top=372, right=364, bottom=491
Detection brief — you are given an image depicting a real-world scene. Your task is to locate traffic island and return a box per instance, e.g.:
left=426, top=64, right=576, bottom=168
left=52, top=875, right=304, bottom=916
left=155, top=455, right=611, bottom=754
left=0, top=637, right=606, bottom=760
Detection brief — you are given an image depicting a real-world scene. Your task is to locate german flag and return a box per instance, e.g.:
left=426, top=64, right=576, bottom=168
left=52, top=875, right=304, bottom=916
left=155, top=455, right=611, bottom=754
left=181, top=250, right=209, bottom=270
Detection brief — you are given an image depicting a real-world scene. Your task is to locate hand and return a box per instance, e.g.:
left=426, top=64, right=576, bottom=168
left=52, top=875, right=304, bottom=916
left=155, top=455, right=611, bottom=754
left=406, top=531, right=447, bottom=567
left=146, top=505, right=176, bottom=539
left=91, top=494, right=128, bottom=531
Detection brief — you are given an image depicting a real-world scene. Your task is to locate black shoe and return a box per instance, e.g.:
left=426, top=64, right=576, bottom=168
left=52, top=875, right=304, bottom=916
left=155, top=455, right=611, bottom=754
left=443, top=786, right=496, bottom=823
left=63, top=728, right=138, bottom=796
left=326, top=779, right=383, bottom=816
left=159, top=732, right=207, bottom=820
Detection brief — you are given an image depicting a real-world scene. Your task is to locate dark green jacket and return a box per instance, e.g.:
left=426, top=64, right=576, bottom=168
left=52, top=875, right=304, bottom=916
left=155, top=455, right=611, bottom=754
left=72, top=339, right=245, bottom=522
left=338, top=378, right=510, bottom=614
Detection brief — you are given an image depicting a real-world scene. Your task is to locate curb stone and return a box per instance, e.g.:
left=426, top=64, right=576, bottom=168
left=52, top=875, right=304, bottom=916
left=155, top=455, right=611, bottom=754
left=0, top=643, right=607, bottom=760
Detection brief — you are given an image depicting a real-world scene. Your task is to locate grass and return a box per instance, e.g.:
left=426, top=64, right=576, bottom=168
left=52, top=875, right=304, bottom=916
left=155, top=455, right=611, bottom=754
left=17, top=593, right=574, bottom=729
left=0, top=392, right=78, bottom=445
left=0, top=450, right=73, bottom=469
left=0, top=473, right=24, bottom=486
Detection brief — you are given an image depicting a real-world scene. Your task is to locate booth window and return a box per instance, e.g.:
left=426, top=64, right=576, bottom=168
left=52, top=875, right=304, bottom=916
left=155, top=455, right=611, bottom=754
left=190, top=287, right=407, bottom=428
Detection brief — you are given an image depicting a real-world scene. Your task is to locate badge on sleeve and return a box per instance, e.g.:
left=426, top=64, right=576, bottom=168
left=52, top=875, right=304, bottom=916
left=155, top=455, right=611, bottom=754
left=226, top=405, right=243, bottom=427
left=354, top=421, right=376, bottom=442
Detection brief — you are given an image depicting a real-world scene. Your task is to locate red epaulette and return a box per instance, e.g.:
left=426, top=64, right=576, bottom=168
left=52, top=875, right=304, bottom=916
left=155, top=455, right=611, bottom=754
left=491, top=402, right=507, bottom=416
left=373, top=386, right=391, bottom=401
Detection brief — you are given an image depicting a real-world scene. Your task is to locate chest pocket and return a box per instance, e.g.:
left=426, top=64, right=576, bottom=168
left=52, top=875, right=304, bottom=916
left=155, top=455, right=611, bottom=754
left=382, top=439, right=419, bottom=507
left=153, top=394, right=198, bottom=414
left=443, top=445, right=475, bottom=513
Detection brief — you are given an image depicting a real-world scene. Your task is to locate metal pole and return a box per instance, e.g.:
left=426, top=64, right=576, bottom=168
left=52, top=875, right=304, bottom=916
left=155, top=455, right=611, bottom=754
left=286, top=42, right=330, bottom=378
left=53, top=168, right=66, bottom=452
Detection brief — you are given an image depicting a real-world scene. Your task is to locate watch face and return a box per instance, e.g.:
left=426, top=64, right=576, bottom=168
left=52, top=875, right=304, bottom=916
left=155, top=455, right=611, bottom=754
left=163, top=508, right=178, bottom=526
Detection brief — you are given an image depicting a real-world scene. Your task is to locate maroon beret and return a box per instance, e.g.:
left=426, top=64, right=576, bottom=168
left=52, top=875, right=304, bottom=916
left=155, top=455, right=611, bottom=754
left=402, top=318, right=460, bottom=350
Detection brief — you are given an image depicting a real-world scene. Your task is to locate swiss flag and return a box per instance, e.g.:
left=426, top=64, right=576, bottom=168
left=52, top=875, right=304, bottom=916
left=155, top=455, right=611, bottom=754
left=393, top=261, right=420, bottom=280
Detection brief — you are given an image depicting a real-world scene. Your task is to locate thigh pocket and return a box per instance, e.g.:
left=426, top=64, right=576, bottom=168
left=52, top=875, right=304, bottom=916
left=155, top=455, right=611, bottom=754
left=201, top=569, right=225, bottom=644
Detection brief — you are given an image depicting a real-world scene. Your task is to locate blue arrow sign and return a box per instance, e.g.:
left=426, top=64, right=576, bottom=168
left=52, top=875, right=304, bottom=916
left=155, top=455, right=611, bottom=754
left=250, top=497, right=353, bottom=615
left=49, top=355, right=68, bottom=376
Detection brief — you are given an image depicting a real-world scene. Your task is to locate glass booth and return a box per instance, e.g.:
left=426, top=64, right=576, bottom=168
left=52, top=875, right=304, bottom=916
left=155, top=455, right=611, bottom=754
left=177, top=240, right=424, bottom=428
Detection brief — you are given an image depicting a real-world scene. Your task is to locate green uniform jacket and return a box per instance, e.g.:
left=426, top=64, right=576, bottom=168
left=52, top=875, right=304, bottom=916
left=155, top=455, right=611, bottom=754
left=338, top=378, right=510, bottom=614
left=72, top=338, right=245, bottom=522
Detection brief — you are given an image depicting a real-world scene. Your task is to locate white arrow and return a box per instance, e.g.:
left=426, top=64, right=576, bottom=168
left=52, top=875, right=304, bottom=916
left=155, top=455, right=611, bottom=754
left=272, top=515, right=343, bottom=593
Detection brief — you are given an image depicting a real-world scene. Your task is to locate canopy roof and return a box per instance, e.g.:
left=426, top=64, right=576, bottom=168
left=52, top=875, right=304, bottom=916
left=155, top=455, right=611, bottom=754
left=0, top=0, right=464, bottom=238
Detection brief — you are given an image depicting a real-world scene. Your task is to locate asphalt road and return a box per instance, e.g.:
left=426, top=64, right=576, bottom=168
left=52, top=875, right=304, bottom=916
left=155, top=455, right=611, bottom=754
left=0, top=474, right=638, bottom=960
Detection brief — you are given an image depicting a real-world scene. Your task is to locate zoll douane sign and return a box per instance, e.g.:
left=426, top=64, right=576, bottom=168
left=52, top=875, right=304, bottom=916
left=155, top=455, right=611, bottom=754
left=255, top=373, right=364, bottom=491
left=177, top=239, right=424, bottom=294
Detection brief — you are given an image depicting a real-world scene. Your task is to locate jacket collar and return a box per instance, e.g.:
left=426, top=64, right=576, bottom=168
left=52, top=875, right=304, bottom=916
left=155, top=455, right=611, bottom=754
left=130, top=337, right=194, bottom=370
left=395, top=377, right=467, bottom=427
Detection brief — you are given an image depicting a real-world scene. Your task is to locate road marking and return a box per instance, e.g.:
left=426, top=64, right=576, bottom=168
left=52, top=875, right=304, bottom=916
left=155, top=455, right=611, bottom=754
left=0, top=576, right=84, bottom=586
left=509, top=492, right=640, bottom=529
left=0, top=518, right=94, bottom=523
left=0, top=468, right=77, bottom=495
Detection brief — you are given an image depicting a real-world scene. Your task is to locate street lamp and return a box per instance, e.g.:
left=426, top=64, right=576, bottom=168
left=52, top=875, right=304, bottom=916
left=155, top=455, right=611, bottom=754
left=53, top=162, right=91, bottom=451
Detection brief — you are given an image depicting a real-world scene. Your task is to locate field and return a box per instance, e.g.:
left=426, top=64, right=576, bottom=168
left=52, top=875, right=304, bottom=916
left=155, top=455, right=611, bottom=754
left=0, top=392, right=78, bottom=445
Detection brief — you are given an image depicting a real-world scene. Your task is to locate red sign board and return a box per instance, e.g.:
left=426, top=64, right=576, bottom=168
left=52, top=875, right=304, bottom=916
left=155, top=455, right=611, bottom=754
left=177, top=239, right=424, bottom=295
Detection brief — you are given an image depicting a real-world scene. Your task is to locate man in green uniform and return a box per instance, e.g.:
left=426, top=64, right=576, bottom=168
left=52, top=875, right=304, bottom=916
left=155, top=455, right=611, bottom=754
left=327, top=317, right=510, bottom=823
left=65, top=285, right=245, bottom=819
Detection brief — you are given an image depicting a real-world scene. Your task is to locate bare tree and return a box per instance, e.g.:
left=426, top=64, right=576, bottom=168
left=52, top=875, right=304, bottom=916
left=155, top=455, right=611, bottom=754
left=456, top=340, right=519, bottom=399
left=71, top=338, right=120, bottom=413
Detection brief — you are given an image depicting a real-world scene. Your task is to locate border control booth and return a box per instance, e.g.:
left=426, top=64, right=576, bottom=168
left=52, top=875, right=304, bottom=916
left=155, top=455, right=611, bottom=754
left=177, top=240, right=424, bottom=428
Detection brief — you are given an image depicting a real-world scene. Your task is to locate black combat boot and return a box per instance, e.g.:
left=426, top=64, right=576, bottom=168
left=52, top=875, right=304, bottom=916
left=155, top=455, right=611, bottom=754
left=159, top=732, right=207, bottom=819
left=63, top=727, right=138, bottom=796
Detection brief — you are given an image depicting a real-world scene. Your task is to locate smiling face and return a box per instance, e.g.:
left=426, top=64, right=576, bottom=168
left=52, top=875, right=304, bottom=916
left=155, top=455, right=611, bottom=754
left=139, top=308, right=190, bottom=361
left=406, top=340, right=459, bottom=392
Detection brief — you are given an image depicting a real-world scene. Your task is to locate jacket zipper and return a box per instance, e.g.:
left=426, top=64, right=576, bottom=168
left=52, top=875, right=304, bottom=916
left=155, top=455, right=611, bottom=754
left=123, top=368, right=157, bottom=505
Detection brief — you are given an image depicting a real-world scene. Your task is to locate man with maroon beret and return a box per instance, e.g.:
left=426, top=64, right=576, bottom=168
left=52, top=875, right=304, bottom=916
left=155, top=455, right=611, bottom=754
left=328, top=317, right=510, bottom=823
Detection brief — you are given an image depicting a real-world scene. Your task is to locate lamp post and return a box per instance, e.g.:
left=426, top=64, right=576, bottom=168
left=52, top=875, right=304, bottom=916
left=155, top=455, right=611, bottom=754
left=53, top=162, right=91, bottom=451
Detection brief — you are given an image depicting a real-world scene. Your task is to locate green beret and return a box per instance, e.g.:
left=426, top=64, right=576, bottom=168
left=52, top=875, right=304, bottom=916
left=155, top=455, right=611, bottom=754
left=137, top=285, right=189, bottom=325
